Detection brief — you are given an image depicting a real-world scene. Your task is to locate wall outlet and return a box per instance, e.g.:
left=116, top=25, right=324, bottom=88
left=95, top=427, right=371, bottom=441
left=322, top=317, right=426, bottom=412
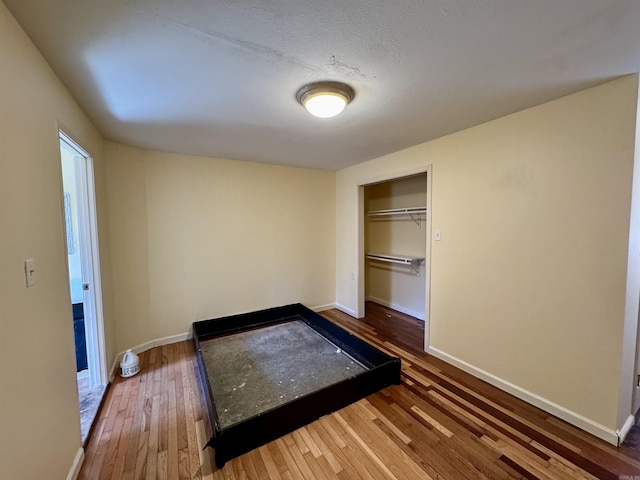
left=24, top=258, right=35, bottom=287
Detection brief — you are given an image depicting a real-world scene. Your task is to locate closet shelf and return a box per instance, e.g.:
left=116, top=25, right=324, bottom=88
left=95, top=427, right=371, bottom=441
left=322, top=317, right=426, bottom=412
left=367, top=207, right=426, bottom=226
left=366, top=252, right=425, bottom=275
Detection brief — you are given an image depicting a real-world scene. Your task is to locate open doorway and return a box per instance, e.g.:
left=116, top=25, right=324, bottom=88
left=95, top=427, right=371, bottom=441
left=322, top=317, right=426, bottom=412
left=364, top=174, right=428, bottom=320
left=59, top=131, right=107, bottom=444
left=357, top=166, right=432, bottom=351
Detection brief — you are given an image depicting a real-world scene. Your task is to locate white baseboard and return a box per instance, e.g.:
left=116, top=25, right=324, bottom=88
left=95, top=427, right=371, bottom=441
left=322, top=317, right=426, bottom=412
left=110, top=332, right=191, bottom=381
left=617, top=414, right=636, bottom=446
left=427, top=346, right=620, bottom=446
left=366, top=296, right=425, bottom=321
left=66, top=447, right=84, bottom=480
left=336, top=303, right=358, bottom=318
left=108, top=305, right=334, bottom=381
left=311, top=303, right=336, bottom=312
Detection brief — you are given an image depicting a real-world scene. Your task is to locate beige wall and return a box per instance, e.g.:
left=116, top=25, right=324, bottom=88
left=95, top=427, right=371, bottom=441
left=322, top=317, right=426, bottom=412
left=0, top=2, right=114, bottom=478
left=2, top=0, right=638, bottom=474
left=336, top=76, right=638, bottom=436
left=365, top=175, right=427, bottom=318
left=105, top=144, right=336, bottom=352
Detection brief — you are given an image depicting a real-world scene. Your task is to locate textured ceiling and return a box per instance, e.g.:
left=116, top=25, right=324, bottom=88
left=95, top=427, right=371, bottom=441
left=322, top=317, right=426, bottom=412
left=5, top=0, right=640, bottom=170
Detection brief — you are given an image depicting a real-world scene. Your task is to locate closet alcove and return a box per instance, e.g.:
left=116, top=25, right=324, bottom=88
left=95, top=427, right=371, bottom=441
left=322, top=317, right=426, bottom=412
left=364, top=173, right=428, bottom=320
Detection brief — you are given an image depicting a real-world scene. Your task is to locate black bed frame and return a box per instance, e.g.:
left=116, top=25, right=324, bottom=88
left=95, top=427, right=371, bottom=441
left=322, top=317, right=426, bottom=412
left=192, top=303, right=401, bottom=468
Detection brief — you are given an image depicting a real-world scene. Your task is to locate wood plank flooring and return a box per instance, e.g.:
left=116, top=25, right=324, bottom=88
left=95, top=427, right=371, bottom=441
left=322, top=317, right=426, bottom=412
left=79, top=302, right=640, bottom=479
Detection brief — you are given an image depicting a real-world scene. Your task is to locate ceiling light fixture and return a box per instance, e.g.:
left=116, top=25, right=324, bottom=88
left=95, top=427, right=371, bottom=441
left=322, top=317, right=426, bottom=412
left=296, top=81, right=355, bottom=118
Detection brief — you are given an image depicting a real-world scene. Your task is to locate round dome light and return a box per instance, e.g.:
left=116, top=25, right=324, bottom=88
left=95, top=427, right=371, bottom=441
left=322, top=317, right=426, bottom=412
left=296, top=82, right=355, bottom=118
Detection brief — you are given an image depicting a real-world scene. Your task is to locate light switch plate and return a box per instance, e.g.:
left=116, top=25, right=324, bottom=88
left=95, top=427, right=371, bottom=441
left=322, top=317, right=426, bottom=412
left=434, top=229, right=442, bottom=241
left=24, top=259, right=35, bottom=287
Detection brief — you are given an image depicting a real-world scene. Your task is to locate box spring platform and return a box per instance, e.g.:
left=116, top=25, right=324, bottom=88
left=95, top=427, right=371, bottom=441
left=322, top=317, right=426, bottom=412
left=192, top=303, right=401, bottom=468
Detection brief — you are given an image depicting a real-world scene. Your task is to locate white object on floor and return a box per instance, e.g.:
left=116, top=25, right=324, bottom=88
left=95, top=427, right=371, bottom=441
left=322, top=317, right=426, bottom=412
left=120, top=349, right=140, bottom=377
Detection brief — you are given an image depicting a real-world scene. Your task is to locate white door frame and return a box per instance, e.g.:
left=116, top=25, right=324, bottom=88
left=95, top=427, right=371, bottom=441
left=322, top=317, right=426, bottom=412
left=356, top=164, right=433, bottom=352
left=60, top=130, right=107, bottom=388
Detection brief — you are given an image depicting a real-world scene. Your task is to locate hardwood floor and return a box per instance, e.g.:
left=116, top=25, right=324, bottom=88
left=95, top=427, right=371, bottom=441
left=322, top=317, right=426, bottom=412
left=79, top=302, right=640, bottom=479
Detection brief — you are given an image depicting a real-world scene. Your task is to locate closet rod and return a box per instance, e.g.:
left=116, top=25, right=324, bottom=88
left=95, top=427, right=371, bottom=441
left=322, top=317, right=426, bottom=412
left=366, top=253, right=414, bottom=264
left=367, top=207, right=426, bottom=216
left=367, top=207, right=426, bottom=226
left=366, top=253, right=424, bottom=275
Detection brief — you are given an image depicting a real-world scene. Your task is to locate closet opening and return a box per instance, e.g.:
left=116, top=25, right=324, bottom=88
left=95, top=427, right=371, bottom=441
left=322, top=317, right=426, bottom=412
left=359, top=169, right=431, bottom=351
